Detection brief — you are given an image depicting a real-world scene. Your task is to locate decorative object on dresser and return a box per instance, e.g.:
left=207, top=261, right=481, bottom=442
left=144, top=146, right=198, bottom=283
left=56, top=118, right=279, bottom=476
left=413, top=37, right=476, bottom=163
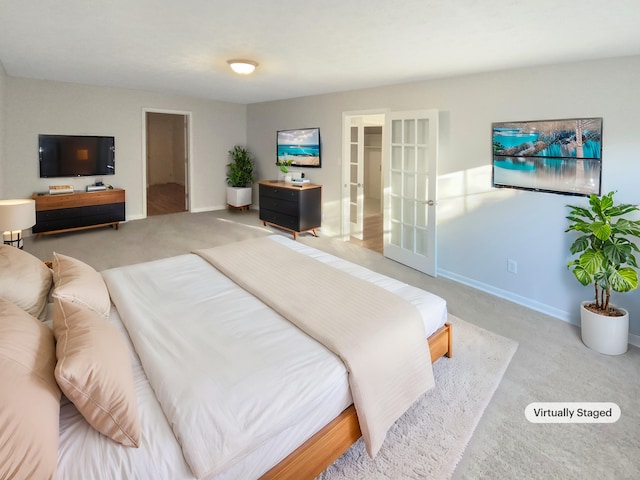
left=32, top=188, right=125, bottom=237
left=0, top=199, right=36, bottom=249
left=566, top=191, right=640, bottom=355
left=226, top=146, right=255, bottom=210
left=49, top=185, right=74, bottom=195
left=258, top=180, right=321, bottom=239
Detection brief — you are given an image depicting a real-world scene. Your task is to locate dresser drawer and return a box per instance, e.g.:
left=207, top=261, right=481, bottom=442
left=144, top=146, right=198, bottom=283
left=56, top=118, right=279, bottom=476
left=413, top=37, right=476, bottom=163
left=259, top=184, right=300, bottom=202
left=259, top=196, right=299, bottom=217
left=260, top=209, right=299, bottom=231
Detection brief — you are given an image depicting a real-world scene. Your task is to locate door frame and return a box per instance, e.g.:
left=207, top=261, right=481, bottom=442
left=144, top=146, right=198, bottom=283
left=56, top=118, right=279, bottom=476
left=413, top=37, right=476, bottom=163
left=340, top=108, right=388, bottom=240
left=142, top=108, right=193, bottom=217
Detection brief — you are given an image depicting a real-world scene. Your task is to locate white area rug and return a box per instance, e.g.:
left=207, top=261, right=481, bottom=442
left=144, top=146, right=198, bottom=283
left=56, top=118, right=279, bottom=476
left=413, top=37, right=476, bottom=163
left=318, top=315, right=518, bottom=480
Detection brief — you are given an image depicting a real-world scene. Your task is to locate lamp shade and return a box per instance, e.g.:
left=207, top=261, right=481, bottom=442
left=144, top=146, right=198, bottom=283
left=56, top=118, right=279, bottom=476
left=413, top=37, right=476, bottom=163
left=0, top=199, right=36, bottom=232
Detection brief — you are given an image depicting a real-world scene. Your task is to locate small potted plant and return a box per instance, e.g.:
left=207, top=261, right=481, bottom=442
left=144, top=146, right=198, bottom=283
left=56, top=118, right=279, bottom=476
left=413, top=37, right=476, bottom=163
left=277, top=158, right=293, bottom=182
left=566, top=191, right=640, bottom=354
left=226, top=146, right=255, bottom=209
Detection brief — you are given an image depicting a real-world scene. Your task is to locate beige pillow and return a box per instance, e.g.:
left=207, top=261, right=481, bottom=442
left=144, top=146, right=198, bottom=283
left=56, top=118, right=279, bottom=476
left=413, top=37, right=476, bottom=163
left=0, top=298, right=61, bottom=480
left=53, top=297, right=140, bottom=447
left=52, top=252, right=110, bottom=318
left=0, top=244, right=53, bottom=319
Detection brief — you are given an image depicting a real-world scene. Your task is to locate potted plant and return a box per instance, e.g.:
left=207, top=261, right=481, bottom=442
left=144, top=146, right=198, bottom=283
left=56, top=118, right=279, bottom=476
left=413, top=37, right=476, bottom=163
left=226, top=146, right=255, bottom=209
left=566, top=191, right=640, bottom=355
left=277, top=158, right=293, bottom=182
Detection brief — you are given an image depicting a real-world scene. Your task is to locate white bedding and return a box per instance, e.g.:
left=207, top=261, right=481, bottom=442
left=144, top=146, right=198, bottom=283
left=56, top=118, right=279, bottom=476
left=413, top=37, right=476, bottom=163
left=56, top=235, right=448, bottom=480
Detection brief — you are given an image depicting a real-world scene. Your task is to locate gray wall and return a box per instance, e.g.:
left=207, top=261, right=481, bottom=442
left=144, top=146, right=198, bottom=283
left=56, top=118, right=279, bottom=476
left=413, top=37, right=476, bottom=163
left=3, top=77, right=247, bottom=218
left=247, top=56, right=640, bottom=338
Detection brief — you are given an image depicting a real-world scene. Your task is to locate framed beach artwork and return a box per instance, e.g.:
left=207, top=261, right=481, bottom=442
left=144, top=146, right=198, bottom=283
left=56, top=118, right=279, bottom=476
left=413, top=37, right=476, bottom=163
left=276, top=127, right=321, bottom=167
left=492, top=118, right=603, bottom=196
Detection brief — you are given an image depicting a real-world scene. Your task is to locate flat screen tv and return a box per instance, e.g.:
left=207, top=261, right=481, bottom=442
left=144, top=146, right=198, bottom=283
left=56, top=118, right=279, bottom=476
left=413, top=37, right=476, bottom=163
left=492, top=118, right=602, bottom=197
left=39, top=134, right=115, bottom=178
left=276, top=127, right=321, bottom=167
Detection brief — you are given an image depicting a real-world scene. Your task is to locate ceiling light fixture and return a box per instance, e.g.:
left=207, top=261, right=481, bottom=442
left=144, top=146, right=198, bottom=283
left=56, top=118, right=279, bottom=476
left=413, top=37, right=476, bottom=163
left=227, top=59, right=258, bottom=75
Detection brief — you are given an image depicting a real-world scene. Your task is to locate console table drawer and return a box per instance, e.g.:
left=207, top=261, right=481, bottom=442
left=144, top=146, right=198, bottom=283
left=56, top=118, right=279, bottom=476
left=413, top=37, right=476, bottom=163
left=32, top=189, right=126, bottom=236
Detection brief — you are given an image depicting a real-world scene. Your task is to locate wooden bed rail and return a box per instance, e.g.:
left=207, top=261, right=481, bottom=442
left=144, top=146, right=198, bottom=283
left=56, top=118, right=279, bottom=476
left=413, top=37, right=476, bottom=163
left=260, top=322, right=452, bottom=480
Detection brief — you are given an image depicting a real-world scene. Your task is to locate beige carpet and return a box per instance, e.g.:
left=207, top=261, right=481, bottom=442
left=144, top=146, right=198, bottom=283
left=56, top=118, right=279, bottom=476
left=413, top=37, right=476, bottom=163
left=319, top=315, right=517, bottom=479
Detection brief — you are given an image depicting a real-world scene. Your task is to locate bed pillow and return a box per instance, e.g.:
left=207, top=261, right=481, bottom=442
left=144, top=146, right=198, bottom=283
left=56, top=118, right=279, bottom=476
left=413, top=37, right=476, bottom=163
left=0, top=244, right=53, bottom=320
left=52, top=252, right=110, bottom=318
left=53, top=297, right=140, bottom=447
left=0, top=298, right=61, bottom=480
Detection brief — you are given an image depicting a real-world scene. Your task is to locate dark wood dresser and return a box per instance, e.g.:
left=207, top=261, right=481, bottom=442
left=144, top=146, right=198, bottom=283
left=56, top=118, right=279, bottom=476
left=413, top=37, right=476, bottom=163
left=258, top=180, right=322, bottom=239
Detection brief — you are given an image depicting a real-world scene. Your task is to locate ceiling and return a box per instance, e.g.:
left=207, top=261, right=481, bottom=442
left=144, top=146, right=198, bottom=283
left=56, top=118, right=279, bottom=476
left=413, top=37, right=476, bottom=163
left=1, top=0, right=639, bottom=105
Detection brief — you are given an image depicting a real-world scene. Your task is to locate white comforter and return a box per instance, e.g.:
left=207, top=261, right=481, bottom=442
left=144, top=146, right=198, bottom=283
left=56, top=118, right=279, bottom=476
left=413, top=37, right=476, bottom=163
left=102, top=253, right=351, bottom=479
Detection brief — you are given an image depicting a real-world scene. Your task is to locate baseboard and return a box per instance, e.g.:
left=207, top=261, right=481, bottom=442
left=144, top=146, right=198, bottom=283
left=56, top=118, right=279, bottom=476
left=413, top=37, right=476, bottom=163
left=437, top=268, right=640, bottom=349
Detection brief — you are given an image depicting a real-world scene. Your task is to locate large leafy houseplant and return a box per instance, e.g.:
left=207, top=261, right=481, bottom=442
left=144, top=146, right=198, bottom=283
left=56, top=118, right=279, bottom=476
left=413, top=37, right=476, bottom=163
left=226, top=146, right=255, bottom=187
left=566, top=191, right=640, bottom=315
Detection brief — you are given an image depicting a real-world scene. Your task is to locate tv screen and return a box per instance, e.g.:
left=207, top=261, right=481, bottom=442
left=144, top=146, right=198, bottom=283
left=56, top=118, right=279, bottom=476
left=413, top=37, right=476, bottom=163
left=39, top=134, right=115, bottom=178
left=492, top=118, right=602, bottom=196
left=276, top=128, right=321, bottom=167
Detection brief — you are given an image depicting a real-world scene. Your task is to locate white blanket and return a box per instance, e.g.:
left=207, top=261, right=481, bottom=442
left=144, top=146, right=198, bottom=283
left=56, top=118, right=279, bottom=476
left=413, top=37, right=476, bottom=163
left=195, top=237, right=435, bottom=458
left=102, top=254, right=349, bottom=479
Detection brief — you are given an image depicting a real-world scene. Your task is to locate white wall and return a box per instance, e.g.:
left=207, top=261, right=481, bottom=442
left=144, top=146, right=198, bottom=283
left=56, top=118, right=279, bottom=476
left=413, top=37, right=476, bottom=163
left=0, top=62, right=6, bottom=199
left=4, top=77, right=247, bottom=218
left=247, top=56, right=640, bottom=336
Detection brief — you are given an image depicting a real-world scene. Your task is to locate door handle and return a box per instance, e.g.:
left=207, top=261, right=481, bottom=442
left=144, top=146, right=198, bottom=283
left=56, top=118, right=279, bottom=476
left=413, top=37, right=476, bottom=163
left=422, top=199, right=437, bottom=206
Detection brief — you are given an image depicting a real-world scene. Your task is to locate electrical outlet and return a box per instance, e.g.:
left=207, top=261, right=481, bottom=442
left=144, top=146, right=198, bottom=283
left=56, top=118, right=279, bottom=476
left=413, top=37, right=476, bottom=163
left=507, top=259, right=518, bottom=274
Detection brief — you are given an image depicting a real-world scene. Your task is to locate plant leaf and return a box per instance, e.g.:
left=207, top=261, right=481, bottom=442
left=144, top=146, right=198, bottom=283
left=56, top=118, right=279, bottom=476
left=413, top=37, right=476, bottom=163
left=609, top=267, right=638, bottom=292
left=589, top=221, right=611, bottom=241
left=578, top=250, right=604, bottom=275
left=571, top=265, right=592, bottom=286
left=569, top=236, right=589, bottom=254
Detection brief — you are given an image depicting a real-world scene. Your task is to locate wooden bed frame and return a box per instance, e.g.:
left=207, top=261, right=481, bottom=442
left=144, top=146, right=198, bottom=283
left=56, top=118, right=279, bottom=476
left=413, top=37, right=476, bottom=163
left=261, top=322, right=453, bottom=480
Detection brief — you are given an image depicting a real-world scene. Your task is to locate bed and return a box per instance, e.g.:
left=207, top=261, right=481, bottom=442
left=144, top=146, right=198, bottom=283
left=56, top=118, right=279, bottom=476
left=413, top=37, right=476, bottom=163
left=0, top=235, right=451, bottom=480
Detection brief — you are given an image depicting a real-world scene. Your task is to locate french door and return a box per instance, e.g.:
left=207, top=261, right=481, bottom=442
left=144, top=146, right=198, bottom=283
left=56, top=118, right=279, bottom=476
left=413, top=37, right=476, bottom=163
left=383, top=110, right=439, bottom=276
left=348, top=117, right=365, bottom=240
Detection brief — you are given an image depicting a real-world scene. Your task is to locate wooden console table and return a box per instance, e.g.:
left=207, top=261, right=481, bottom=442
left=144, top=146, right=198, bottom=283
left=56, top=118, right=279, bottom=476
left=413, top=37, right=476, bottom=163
left=32, top=188, right=125, bottom=237
left=258, top=181, right=322, bottom=239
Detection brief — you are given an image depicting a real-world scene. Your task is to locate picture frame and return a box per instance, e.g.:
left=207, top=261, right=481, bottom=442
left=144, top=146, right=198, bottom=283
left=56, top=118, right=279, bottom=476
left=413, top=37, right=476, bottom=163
left=492, top=117, right=602, bottom=196
left=276, top=128, right=321, bottom=168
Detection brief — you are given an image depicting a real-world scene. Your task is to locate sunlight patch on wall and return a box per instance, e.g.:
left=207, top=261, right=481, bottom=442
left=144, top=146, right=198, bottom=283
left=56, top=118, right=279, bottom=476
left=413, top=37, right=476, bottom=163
left=437, top=164, right=516, bottom=222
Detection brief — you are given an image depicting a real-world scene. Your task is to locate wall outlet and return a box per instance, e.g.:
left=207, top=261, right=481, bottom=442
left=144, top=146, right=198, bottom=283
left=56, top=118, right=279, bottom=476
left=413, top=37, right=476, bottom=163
left=507, top=259, right=518, bottom=274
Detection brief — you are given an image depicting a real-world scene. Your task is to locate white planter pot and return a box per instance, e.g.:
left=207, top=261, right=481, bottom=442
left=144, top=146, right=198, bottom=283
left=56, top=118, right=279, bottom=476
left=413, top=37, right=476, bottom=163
left=226, top=186, right=252, bottom=207
left=580, top=301, right=629, bottom=355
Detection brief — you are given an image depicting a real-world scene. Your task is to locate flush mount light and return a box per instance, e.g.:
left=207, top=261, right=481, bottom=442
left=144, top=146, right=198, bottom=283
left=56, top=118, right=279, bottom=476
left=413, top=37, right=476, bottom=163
left=227, top=59, right=258, bottom=75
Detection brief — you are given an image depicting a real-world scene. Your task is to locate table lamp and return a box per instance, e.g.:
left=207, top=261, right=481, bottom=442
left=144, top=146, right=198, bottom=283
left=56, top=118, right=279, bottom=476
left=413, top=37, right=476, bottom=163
left=0, top=199, right=36, bottom=249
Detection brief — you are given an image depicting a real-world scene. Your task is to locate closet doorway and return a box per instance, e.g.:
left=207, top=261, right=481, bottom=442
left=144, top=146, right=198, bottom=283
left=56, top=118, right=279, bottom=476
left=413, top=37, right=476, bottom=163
left=343, top=113, right=385, bottom=253
left=144, top=111, right=191, bottom=216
